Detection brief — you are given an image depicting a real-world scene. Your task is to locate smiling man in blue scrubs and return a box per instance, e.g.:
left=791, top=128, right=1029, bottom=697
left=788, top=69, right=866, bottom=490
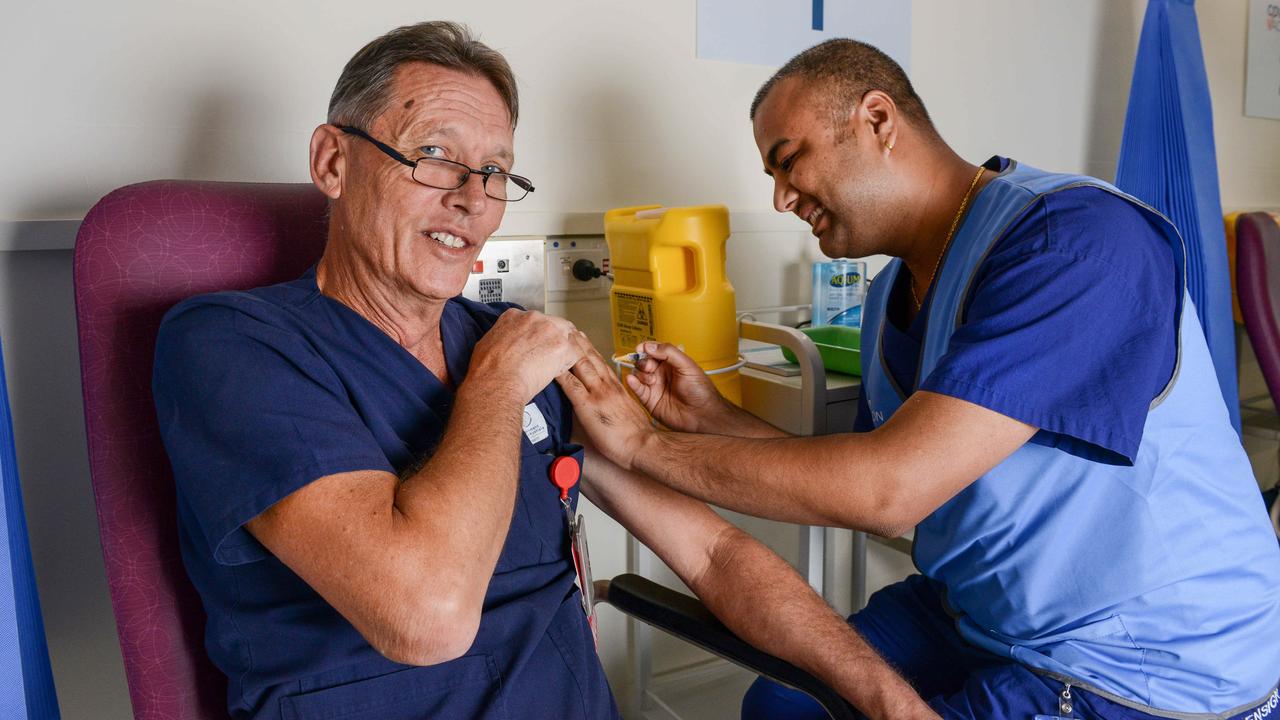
left=562, top=39, right=1280, bottom=720
left=152, top=23, right=941, bottom=720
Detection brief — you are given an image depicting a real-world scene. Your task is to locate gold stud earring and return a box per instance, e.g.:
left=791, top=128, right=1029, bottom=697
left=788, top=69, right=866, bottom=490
left=885, top=140, right=895, bottom=152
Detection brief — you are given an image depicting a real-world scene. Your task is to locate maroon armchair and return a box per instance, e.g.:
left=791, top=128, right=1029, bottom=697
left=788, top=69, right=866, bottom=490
left=1236, top=212, right=1280, bottom=535
left=1237, top=212, right=1280, bottom=411
left=73, top=181, right=328, bottom=719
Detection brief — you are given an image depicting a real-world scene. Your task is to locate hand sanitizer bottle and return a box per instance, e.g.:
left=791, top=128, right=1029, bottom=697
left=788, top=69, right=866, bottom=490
left=811, top=260, right=866, bottom=327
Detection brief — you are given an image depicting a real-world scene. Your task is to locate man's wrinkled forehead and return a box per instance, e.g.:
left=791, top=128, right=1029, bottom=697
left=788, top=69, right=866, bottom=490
left=377, top=64, right=514, bottom=152
left=400, top=119, right=516, bottom=166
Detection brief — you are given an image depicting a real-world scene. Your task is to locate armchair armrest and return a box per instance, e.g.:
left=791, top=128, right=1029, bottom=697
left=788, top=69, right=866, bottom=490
left=596, top=574, right=858, bottom=719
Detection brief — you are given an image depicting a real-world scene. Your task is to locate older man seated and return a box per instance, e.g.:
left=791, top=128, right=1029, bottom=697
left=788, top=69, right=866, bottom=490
left=152, top=21, right=939, bottom=720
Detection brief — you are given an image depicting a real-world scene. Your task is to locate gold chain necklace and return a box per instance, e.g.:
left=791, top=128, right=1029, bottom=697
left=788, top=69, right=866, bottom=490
left=911, top=165, right=987, bottom=309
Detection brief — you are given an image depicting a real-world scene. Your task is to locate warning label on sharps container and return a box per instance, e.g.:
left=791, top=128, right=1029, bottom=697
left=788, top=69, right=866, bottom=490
left=613, top=292, right=655, bottom=349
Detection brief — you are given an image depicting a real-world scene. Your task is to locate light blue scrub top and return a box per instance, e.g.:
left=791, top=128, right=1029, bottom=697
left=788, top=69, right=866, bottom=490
left=861, top=161, right=1280, bottom=716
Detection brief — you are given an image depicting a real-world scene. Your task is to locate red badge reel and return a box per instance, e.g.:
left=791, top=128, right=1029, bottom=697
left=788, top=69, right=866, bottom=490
left=549, top=456, right=580, bottom=506
left=548, top=455, right=597, bottom=643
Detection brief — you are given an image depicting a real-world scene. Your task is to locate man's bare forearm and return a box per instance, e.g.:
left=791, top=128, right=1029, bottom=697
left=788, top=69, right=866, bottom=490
left=394, top=377, right=525, bottom=605
left=698, top=400, right=792, bottom=439
left=245, top=374, right=530, bottom=664
left=632, top=430, right=904, bottom=536
left=580, top=442, right=934, bottom=718
left=692, top=529, right=937, bottom=719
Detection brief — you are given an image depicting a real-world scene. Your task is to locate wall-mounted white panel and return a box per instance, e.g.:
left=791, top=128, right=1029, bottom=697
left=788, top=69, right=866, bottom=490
left=1246, top=0, right=1280, bottom=120
left=696, top=0, right=910, bottom=69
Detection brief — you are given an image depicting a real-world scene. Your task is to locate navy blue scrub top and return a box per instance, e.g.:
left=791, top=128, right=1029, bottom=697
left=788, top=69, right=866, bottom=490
left=854, top=157, right=1177, bottom=466
left=153, top=268, right=618, bottom=720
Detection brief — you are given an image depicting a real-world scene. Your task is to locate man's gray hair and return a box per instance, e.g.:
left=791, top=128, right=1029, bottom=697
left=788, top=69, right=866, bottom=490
left=750, top=39, right=932, bottom=133
left=328, top=21, right=519, bottom=130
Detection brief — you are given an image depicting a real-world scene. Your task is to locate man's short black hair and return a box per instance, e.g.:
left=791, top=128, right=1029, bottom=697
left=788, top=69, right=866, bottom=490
left=750, top=39, right=933, bottom=133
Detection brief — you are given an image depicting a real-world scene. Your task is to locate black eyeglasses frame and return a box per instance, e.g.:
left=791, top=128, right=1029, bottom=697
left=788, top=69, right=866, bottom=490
left=337, top=125, right=535, bottom=202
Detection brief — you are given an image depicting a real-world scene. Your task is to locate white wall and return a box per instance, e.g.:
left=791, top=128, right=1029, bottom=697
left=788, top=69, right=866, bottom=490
left=6, top=1, right=1279, bottom=227
left=1, top=0, right=780, bottom=224
left=2, top=1, right=1278, bottom=718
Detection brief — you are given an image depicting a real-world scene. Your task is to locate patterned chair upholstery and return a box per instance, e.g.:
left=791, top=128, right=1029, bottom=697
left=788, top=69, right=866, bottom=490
left=73, top=181, right=328, bottom=719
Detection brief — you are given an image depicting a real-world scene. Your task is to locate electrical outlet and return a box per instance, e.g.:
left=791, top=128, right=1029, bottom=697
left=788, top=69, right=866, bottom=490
left=545, top=237, right=610, bottom=300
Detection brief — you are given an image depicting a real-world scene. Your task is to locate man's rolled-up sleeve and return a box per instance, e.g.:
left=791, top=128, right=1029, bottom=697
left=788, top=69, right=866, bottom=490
left=919, top=192, right=1176, bottom=466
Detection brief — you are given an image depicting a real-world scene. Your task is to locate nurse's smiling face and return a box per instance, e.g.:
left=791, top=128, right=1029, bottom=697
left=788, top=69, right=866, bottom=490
left=327, top=62, right=513, bottom=304
left=752, top=75, right=899, bottom=260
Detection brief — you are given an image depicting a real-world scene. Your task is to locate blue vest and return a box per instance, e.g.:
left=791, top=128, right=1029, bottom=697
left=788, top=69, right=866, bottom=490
left=861, top=162, right=1280, bottom=714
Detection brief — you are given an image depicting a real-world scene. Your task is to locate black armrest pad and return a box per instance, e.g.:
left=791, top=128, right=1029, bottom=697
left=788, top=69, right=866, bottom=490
left=599, top=574, right=857, bottom=719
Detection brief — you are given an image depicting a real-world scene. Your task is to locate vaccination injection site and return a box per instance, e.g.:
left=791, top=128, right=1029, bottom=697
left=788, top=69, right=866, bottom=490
left=4, top=1, right=1280, bottom=719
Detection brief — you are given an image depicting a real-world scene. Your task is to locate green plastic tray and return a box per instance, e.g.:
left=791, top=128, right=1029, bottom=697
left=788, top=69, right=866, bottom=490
left=780, top=325, right=862, bottom=376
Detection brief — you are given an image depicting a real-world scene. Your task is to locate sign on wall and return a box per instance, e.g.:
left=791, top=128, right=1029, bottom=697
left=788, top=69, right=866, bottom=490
left=1246, top=0, right=1280, bottom=120
left=696, top=0, right=910, bottom=70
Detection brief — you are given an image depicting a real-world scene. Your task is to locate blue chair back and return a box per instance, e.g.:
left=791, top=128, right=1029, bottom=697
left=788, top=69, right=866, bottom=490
left=0, top=332, right=59, bottom=718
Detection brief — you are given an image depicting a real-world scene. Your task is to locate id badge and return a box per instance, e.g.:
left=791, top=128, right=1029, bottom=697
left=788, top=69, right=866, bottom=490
left=569, top=512, right=598, bottom=645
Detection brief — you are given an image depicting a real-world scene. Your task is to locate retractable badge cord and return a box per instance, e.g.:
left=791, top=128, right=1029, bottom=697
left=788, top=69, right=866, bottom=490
left=548, top=456, right=598, bottom=645
left=1032, top=682, right=1075, bottom=720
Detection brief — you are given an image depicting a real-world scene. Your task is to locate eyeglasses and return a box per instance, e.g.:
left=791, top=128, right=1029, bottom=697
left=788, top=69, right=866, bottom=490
left=338, top=125, right=535, bottom=202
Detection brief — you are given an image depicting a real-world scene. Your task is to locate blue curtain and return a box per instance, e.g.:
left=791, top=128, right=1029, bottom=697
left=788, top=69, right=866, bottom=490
left=0, top=332, right=59, bottom=719
left=1115, top=0, right=1241, bottom=433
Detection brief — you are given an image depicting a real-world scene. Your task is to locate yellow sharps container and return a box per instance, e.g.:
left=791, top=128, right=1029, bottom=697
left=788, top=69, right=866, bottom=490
left=605, top=204, right=741, bottom=405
